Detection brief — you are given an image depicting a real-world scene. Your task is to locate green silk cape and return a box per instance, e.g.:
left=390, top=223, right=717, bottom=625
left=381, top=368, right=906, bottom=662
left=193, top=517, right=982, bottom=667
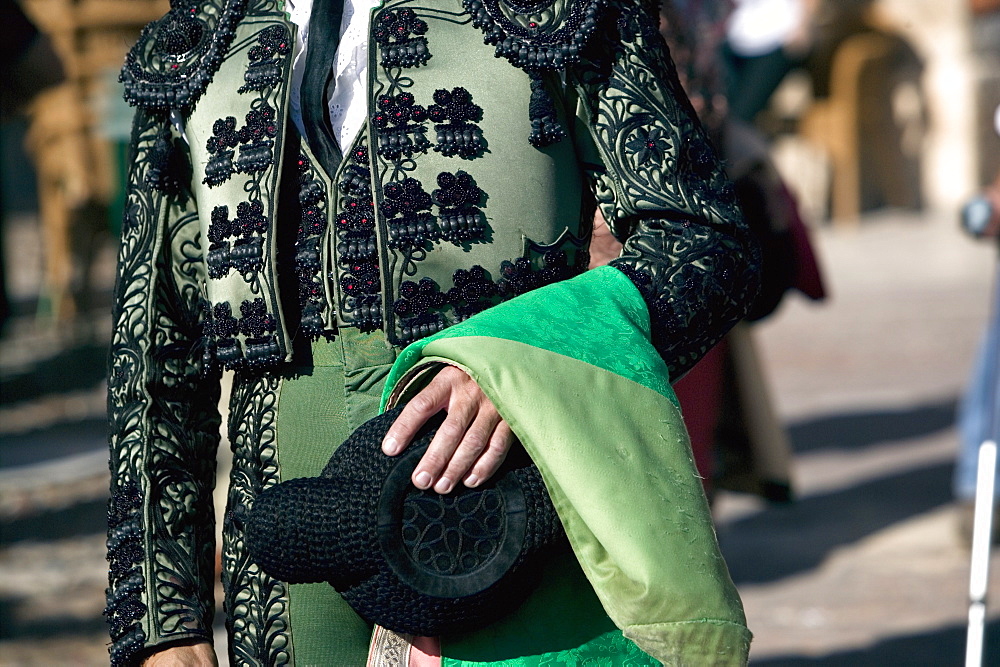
left=380, top=266, right=751, bottom=666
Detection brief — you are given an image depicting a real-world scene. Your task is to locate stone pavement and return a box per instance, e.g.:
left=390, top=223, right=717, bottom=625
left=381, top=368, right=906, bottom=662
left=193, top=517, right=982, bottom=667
left=1, top=209, right=999, bottom=665
left=715, top=210, right=1000, bottom=665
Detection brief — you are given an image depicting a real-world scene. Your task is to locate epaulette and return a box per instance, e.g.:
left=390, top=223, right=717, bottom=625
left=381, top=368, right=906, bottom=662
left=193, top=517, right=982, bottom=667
left=462, top=0, right=606, bottom=71
left=120, top=0, right=249, bottom=110
left=461, top=0, right=606, bottom=147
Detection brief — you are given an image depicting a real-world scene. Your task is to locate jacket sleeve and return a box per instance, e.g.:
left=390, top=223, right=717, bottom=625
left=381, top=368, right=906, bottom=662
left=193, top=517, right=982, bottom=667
left=105, top=108, right=222, bottom=666
left=569, top=0, right=761, bottom=379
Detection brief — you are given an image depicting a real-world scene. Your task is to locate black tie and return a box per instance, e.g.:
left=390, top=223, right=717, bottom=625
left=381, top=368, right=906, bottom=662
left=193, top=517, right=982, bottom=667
left=300, top=0, right=347, bottom=176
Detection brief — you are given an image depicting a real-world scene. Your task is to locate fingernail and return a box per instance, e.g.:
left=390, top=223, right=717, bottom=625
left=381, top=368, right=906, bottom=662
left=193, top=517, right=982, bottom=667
left=434, top=477, right=452, bottom=494
left=464, top=474, right=479, bottom=488
left=382, top=436, right=398, bottom=455
left=414, top=471, right=432, bottom=489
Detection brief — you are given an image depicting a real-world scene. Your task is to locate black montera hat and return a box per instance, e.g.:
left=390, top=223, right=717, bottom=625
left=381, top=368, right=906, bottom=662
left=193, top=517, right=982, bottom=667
left=245, top=406, right=565, bottom=636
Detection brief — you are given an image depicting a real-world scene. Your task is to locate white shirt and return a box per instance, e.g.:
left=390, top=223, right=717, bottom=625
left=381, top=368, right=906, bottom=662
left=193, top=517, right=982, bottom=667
left=726, top=0, right=804, bottom=57
left=286, top=0, right=382, bottom=150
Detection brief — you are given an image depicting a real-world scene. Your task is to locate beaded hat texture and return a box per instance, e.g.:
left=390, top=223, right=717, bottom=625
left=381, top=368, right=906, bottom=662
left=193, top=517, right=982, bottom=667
left=246, top=406, right=565, bottom=636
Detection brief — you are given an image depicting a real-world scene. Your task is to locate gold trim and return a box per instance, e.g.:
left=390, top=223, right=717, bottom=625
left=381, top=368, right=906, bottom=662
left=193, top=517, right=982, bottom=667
left=367, top=624, right=414, bottom=667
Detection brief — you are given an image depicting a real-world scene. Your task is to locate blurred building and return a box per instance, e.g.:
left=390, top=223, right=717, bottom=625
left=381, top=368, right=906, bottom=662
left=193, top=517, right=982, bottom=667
left=15, top=0, right=168, bottom=321
left=766, top=0, right=993, bottom=223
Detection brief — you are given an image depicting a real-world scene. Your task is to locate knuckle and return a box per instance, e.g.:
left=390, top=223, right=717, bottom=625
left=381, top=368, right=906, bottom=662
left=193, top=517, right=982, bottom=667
left=436, top=421, right=465, bottom=441
left=409, top=393, right=437, bottom=414
left=463, top=428, right=490, bottom=453
left=419, top=450, right=446, bottom=471
left=460, top=379, right=482, bottom=401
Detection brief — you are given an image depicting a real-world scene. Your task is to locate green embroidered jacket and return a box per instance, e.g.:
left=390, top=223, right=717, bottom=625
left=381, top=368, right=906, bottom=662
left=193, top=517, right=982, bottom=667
left=105, top=0, right=759, bottom=663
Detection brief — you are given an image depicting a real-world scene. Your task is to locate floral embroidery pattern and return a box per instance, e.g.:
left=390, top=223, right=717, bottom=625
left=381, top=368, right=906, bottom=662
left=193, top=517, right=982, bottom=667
left=335, top=142, right=382, bottom=332
left=295, top=151, right=334, bottom=340
left=432, top=171, right=487, bottom=243
left=107, top=109, right=221, bottom=665
left=222, top=372, right=291, bottom=666
left=574, top=1, right=760, bottom=377
left=239, top=24, right=292, bottom=93
left=428, top=87, right=485, bottom=158
left=206, top=201, right=268, bottom=279
left=623, top=119, right=671, bottom=166
left=374, top=7, right=432, bottom=69
left=372, top=92, right=431, bottom=160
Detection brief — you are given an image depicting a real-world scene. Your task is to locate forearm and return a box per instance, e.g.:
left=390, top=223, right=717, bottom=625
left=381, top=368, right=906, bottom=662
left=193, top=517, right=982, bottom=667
left=572, top=0, right=760, bottom=378
left=609, top=218, right=758, bottom=377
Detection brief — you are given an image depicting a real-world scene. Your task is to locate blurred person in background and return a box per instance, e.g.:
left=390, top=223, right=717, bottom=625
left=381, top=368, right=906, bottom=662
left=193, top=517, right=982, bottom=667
left=954, top=107, right=1000, bottom=543
left=658, top=0, right=825, bottom=502
left=721, top=0, right=819, bottom=124
left=0, top=0, right=64, bottom=335
left=592, top=0, right=826, bottom=503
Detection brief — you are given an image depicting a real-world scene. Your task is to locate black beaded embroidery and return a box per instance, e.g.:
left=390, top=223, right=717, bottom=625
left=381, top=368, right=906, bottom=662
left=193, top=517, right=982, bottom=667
left=154, top=5, right=205, bottom=57
left=145, top=126, right=191, bottom=194
left=463, top=0, right=605, bottom=71
left=371, top=92, right=431, bottom=161
left=497, top=249, right=586, bottom=298
left=393, top=277, right=448, bottom=343
left=238, top=24, right=292, bottom=94
left=335, top=143, right=382, bottom=332
left=461, top=0, right=606, bottom=147
left=240, top=298, right=281, bottom=369
left=230, top=236, right=264, bottom=277
left=383, top=177, right=436, bottom=250
left=235, top=105, right=278, bottom=175
left=295, top=152, right=333, bottom=340
left=428, top=88, right=485, bottom=159
left=203, top=302, right=240, bottom=370
left=527, top=73, right=565, bottom=146
left=373, top=8, right=432, bottom=69
left=200, top=299, right=280, bottom=371
left=105, top=483, right=147, bottom=665
left=431, top=171, right=488, bottom=243
left=448, top=265, right=499, bottom=320
left=390, top=247, right=587, bottom=346
left=121, top=0, right=248, bottom=110
left=204, top=116, right=238, bottom=187
left=206, top=201, right=268, bottom=279
left=203, top=105, right=278, bottom=187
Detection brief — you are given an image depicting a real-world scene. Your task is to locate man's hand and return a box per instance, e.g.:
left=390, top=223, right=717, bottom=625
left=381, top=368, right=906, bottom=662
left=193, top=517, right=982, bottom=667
left=382, top=366, right=514, bottom=494
left=142, top=641, right=218, bottom=666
